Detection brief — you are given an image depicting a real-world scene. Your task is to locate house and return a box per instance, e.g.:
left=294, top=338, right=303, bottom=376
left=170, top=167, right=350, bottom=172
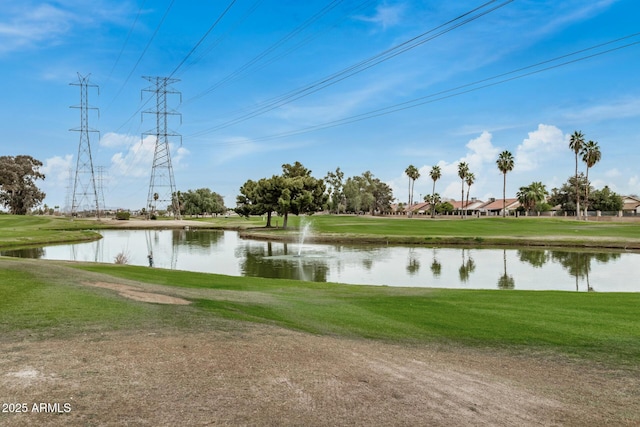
left=478, top=198, right=520, bottom=216
left=622, top=196, right=640, bottom=215
left=450, top=198, right=485, bottom=216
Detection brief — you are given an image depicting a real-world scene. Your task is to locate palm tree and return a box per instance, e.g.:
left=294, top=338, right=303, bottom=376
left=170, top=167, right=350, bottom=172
left=581, top=140, right=601, bottom=220
left=465, top=172, right=475, bottom=218
left=405, top=165, right=420, bottom=217
left=516, top=181, right=547, bottom=213
left=429, top=165, right=441, bottom=218
left=457, top=162, right=469, bottom=218
left=569, top=131, right=585, bottom=219
left=496, top=151, right=514, bottom=217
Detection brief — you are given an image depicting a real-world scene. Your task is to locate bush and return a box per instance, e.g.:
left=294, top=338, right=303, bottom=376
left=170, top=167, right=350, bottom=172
left=115, top=211, right=130, bottom=220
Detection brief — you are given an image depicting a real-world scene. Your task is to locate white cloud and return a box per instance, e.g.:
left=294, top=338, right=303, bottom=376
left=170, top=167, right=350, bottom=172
left=515, top=124, right=566, bottom=172
left=393, top=131, right=500, bottom=202
left=605, top=168, right=622, bottom=178
left=110, top=135, right=155, bottom=178
left=356, top=3, right=406, bottom=30
left=0, top=4, right=73, bottom=54
left=41, top=154, right=73, bottom=185
left=100, top=132, right=139, bottom=148
left=562, top=97, right=640, bottom=123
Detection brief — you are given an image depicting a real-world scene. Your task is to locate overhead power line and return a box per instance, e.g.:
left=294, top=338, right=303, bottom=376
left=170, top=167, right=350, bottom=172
left=188, top=0, right=513, bottom=138
left=194, top=33, right=640, bottom=146
left=106, top=0, right=176, bottom=111
left=168, top=0, right=238, bottom=78
left=184, top=0, right=350, bottom=106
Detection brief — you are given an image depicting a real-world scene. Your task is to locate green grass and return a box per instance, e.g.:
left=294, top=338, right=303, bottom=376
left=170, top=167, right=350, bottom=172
left=0, top=215, right=102, bottom=249
left=2, top=214, right=640, bottom=369
left=223, top=215, right=640, bottom=247
left=68, top=262, right=640, bottom=367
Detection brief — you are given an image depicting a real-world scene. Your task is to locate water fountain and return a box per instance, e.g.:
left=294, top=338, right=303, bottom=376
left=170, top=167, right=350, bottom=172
left=296, top=220, right=312, bottom=257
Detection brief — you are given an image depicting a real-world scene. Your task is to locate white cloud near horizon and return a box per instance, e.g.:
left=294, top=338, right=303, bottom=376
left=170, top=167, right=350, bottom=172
left=515, top=124, right=567, bottom=172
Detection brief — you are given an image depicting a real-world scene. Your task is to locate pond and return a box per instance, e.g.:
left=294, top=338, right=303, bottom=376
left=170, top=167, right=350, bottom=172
left=2, top=229, right=638, bottom=292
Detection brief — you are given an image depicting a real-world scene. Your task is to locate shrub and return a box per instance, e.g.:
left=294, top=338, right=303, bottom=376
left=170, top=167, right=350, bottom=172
left=115, top=211, right=130, bottom=220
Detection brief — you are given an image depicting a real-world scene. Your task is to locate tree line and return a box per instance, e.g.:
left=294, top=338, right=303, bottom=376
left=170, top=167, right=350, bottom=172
left=0, top=130, right=624, bottom=219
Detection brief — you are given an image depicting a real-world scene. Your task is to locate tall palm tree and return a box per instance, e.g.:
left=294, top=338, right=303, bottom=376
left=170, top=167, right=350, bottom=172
left=465, top=172, right=475, bottom=218
left=404, top=165, right=420, bottom=217
left=496, top=151, right=514, bottom=218
left=429, top=165, right=441, bottom=218
left=457, top=162, right=469, bottom=218
left=569, top=131, right=585, bottom=219
left=581, top=140, right=601, bottom=221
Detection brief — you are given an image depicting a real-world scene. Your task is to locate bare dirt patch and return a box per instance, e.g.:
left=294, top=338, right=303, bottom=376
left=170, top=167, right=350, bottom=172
left=1, top=325, right=638, bottom=426
left=83, top=282, right=191, bottom=305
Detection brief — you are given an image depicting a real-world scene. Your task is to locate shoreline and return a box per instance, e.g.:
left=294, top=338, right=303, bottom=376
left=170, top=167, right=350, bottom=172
left=2, top=216, right=640, bottom=251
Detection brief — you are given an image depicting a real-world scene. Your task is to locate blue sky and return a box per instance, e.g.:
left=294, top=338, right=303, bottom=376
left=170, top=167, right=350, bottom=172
left=1, top=0, right=639, bottom=210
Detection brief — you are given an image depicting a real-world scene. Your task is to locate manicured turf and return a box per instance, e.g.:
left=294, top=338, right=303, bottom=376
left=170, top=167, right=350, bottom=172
left=70, top=263, right=640, bottom=367
left=0, top=215, right=102, bottom=248
left=2, top=214, right=640, bottom=369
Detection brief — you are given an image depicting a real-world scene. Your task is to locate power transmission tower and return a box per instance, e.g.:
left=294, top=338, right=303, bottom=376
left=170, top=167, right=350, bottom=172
left=95, top=165, right=108, bottom=214
left=70, top=73, right=100, bottom=218
left=142, top=76, right=182, bottom=219
left=64, top=167, right=73, bottom=214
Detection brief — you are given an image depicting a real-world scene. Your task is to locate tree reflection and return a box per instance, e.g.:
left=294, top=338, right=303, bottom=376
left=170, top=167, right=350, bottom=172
left=458, top=248, right=476, bottom=283
left=172, top=230, right=223, bottom=248
left=551, top=251, right=621, bottom=292
left=0, top=247, right=45, bottom=259
left=430, top=249, right=442, bottom=277
left=497, top=249, right=515, bottom=289
left=517, top=249, right=549, bottom=268
left=406, top=248, right=420, bottom=275
left=240, top=244, right=328, bottom=282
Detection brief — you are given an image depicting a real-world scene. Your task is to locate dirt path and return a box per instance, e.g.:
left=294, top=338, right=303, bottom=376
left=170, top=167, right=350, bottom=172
left=2, top=326, right=638, bottom=426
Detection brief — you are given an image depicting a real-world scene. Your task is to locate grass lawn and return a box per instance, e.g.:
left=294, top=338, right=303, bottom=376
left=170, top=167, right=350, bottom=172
left=0, top=214, right=103, bottom=248
left=1, top=257, right=635, bottom=369
left=2, top=214, right=640, bottom=370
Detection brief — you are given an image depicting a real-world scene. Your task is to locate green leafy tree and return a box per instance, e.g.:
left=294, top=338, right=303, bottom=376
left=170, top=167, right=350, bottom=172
left=181, top=188, right=225, bottom=217
left=548, top=174, right=589, bottom=215
left=0, top=155, right=46, bottom=214
left=278, top=162, right=327, bottom=228
left=457, top=162, right=469, bottom=218
left=235, top=176, right=282, bottom=227
left=581, top=140, right=601, bottom=219
left=429, top=165, right=441, bottom=218
left=496, top=150, right=514, bottom=217
left=569, top=131, right=585, bottom=219
left=325, top=167, right=345, bottom=214
left=589, top=186, right=623, bottom=212
left=435, top=200, right=454, bottom=214
left=343, top=171, right=393, bottom=215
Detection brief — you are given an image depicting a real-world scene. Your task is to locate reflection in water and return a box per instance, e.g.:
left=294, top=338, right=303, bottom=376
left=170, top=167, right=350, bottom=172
left=430, top=248, right=442, bottom=277
left=240, top=244, right=329, bottom=282
left=406, top=248, right=420, bottom=275
left=0, top=246, right=46, bottom=259
left=518, top=249, right=550, bottom=268
left=458, top=248, right=476, bottom=283
left=2, top=230, right=637, bottom=292
left=497, top=249, right=515, bottom=289
left=551, top=251, right=621, bottom=292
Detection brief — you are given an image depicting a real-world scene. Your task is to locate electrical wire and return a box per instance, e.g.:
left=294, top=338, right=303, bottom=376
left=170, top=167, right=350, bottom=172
left=184, top=0, right=349, bottom=105
left=188, top=0, right=513, bottom=137
left=168, top=0, right=238, bottom=78
left=107, top=0, right=147, bottom=82
left=191, top=34, right=640, bottom=145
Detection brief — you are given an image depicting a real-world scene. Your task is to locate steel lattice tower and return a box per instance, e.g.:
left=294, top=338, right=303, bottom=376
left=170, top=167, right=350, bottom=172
left=142, top=76, right=182, bottom=219
left=70, top=73, right=100, bottom=218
